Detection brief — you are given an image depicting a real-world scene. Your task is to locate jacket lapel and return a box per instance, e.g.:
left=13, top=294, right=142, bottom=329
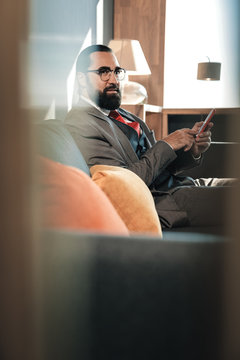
left=85, top=106, right=139, bottom=164
left=75, top=100, right=151, bottom=164
left=118, top=108, right=156, bottom=147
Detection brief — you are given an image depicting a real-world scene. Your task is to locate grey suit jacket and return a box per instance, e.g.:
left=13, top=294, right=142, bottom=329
left=64, top=101, right=201, bottom=227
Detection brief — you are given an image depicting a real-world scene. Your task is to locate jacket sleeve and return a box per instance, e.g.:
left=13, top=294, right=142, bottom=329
left=119, top=108, right=201, bottom=177
left=166, top=148, right=202, bottom=174
left=128, top=141, right=178, bottom=186
left=65, top=109, right=200, bottom=187
left=65, top=121, right=178, bottom=187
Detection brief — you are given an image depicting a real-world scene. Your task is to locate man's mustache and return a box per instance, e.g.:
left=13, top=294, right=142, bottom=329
left=104, top=85, right=120, bottom=93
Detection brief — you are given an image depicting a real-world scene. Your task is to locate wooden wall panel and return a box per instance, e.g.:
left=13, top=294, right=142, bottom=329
left=113, top=0, right=166, bottom=107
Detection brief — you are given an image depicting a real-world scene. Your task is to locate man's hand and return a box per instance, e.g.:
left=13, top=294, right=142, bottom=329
left=162, top=121, right=213, bottom=157
left=163, top=128, right=197, bottom=152
left=191, top=121, right=213, bottom=157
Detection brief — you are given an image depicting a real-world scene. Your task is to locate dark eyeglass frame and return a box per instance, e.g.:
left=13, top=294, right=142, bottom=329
left=86, top=66, right=126, bottom=82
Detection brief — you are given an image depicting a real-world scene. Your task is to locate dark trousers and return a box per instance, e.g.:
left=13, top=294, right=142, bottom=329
left=172, top=178, right=235, bottom=227
left=154, top=178, right=236, bottom=229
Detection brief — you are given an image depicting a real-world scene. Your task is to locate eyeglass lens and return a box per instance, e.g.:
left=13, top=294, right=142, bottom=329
left=100, top=68, right=125, bottom=81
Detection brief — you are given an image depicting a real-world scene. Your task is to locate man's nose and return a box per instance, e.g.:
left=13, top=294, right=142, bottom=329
left=108, top=71, right=118, bottom=84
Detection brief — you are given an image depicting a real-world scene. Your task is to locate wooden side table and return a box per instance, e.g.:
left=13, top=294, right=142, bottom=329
left=162, top=107, right=240, bottom=138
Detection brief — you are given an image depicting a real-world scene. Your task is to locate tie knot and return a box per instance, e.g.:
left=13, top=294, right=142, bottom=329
left=109, top=110, right=140, bottom=137
left=109, top=110, right=120, bottom=120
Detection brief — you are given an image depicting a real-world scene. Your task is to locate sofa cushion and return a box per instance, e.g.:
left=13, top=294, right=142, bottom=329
left=40, top=157, right=129, bottom=235
left=90, top=165, right=162, bottom=237
left=36, top=119, right=90, bottom=175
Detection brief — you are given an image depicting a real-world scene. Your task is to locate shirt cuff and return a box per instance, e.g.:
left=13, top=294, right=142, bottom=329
left=192, top=153, right=202, bottom=160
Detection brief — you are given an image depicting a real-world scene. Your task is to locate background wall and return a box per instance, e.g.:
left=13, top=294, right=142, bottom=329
left=27, top=0, right=240, bottom=118
left=28, top=0, right=114, bottom=120
left=114, top=0, right=166, bottom=107
left=164, top=0, right=240, bottom=108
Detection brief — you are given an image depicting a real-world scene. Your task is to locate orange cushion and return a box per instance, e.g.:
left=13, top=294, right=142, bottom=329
left=39, top=157, right=129, bottom=235
left=90, top=165, right=162, bottom=237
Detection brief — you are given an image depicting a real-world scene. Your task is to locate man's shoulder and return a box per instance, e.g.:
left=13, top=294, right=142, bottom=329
left=65, top=106, right=86, bottom=126
left=64, top=103, right=111, bottom=135
left=65, top=102, right=97, bottom=122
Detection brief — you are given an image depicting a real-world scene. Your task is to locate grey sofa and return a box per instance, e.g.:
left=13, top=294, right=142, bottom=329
left=36, top=120, right=227, bottom=360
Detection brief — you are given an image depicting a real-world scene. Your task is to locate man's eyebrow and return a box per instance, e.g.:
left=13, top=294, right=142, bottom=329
left=98, top=66, right=122, bottom=71
left=98, top=66, right=111, bottom=71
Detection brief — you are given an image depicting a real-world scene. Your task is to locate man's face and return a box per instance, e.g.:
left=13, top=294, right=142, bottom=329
left=85, top=51, right=122, bottom=110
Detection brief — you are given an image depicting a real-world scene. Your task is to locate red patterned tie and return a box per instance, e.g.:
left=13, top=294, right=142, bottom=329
left=109, top=110, right=140, bottom=137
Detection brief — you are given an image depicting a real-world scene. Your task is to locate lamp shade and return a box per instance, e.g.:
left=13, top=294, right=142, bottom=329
left=108, top=39, right=151, bottom=75
left=197, top=62, right=221, bottom=80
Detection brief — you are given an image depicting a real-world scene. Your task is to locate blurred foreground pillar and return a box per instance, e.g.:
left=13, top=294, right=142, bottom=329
left=0, top=0, right=37, bottom=359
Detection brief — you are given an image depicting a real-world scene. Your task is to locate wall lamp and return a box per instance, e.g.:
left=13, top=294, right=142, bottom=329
left=197, top=57, right=221, bottom=80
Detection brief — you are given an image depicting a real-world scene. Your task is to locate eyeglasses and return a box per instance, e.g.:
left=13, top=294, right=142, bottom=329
left=86, top=66, right=126, bottom=82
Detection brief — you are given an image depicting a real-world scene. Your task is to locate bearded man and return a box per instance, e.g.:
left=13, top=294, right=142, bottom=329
left=64, top=44, right=233, bottom=230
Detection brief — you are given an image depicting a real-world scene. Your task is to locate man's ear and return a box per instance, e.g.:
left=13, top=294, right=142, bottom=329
left=76, top=72, right=86, bottom=88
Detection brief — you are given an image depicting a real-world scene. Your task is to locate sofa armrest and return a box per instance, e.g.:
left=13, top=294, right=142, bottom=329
left=39, top=229, right=225, bottom=360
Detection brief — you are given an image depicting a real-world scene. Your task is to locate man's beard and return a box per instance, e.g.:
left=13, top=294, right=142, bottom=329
left=91, top=85, right=122, bottom=110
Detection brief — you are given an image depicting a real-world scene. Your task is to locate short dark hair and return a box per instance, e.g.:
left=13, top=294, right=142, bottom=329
left=76, top=44, right=113, bottom=73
